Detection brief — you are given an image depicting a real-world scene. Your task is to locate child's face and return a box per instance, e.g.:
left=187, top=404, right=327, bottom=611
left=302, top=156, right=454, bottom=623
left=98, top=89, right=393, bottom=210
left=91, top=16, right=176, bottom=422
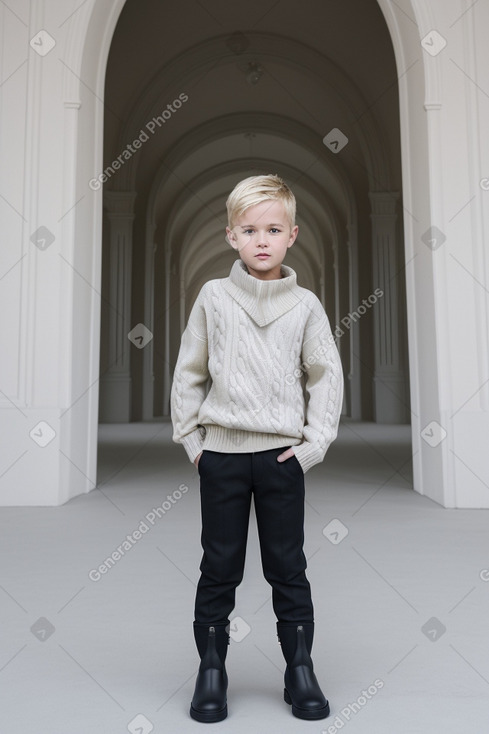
left=226, top=200, right=299, bottom=280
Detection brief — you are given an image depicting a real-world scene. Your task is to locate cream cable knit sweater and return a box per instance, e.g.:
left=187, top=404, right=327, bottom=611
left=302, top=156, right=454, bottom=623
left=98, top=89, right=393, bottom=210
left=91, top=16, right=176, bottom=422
left=170, top=258, right=344, bottom=474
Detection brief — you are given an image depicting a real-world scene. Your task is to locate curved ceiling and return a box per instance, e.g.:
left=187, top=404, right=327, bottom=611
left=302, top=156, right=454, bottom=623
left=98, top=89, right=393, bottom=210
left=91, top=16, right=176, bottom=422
left=104, top=0, right=401, bottom=285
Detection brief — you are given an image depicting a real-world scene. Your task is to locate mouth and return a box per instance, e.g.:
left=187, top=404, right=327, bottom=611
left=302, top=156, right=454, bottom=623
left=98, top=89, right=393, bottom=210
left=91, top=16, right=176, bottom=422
left=255, top=253, right=270, bottom=258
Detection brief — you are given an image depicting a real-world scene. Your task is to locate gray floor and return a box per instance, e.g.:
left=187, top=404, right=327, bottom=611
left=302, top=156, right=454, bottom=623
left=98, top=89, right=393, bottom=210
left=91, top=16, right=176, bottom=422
left=1, top=418, right=488, bottom=734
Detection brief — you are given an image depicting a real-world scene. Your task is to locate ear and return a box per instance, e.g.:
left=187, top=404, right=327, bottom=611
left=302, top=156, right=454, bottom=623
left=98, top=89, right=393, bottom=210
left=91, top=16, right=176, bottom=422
left=226, top=226, right=238, bottom=250
left=288, top=224, right=299, bottom=247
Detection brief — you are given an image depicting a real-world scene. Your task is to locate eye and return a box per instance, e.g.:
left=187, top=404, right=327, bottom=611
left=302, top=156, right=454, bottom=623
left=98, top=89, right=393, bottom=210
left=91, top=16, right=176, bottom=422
left=270, top=228, right=281, bottom=234
left=243, top=229, right=255, bottom=235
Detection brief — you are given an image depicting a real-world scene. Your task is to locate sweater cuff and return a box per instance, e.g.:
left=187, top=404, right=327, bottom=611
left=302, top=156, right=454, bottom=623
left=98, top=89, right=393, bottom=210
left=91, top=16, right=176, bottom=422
left=180, top=428, right=205, bottom=463
left=291, top=441, right=324, bottom=474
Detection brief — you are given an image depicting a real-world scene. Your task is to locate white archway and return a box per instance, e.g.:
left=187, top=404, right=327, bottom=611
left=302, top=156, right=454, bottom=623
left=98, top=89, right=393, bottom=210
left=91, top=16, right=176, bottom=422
left=1, top=0, right=487, bottom=507
left=83, top=0, right=489, bottom=508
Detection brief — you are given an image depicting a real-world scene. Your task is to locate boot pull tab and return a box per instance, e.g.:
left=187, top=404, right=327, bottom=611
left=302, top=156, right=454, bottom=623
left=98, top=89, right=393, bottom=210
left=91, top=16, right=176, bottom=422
left=200, top=625, right=222, bottom=670
left=291, top=624, right=312, bottom=668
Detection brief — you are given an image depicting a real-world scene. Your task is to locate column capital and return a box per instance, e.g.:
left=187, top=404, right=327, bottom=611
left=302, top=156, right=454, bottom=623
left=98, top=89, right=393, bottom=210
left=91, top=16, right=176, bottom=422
left=103, top=190, right=137, bottom=219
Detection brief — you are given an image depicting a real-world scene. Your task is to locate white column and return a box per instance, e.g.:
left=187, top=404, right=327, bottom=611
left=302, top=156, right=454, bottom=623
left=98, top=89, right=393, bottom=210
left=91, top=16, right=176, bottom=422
left=141, top=225, right=156, bottom=420
left=99, top=191, right=137, bottom=422
left=369, top=192, right=407, bottom=423
left=346, top=222, right=362, bottom=419
left=162, top=246, right=173, bottom=416
left=330, top=236, right=347, bottom=415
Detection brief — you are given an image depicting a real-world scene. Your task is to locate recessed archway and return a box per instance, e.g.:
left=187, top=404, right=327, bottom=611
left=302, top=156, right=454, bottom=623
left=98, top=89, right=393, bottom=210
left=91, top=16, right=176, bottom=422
left=99, top=1, right=408, bottom=430
left=67, top=0, right=452, bottom=506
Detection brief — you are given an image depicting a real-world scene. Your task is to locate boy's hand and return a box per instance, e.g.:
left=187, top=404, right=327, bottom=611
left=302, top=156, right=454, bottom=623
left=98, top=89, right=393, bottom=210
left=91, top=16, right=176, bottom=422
left=194, top=451, right=203, bottom=467
left=277, top=448, right=296, bottom=463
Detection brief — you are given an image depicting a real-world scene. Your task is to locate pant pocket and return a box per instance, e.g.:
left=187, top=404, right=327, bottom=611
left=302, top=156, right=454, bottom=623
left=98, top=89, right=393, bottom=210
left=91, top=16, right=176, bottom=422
left=289, top=452, right=304, bottom=474
left=197, top=450, right=207, bottom=474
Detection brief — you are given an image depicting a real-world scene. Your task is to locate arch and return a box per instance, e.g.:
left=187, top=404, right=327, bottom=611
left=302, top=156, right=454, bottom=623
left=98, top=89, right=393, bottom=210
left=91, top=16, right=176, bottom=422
left=67, top=0, right=439, bottom=504
left=107, top=31, right=393, bottom=192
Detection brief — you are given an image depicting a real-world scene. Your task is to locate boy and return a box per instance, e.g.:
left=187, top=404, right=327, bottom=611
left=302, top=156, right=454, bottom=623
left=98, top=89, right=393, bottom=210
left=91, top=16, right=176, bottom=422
left=170, top=174, right=343, bottom=722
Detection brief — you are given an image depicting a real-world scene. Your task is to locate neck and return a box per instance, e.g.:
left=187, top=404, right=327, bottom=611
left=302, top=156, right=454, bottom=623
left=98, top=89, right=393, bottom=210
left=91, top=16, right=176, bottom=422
left=244, top=262, right=284, bottom=281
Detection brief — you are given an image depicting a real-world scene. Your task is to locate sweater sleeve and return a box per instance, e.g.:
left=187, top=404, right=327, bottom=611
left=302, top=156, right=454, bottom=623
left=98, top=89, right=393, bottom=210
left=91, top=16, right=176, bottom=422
left=170, top=286, right=209, bottom=463
left=291, top=303, right=344, bottom=474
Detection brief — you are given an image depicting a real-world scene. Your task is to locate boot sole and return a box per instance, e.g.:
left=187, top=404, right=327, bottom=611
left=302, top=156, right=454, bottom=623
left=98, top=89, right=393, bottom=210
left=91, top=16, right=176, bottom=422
left=190, top=703, right=228, bottom=723
left=284, top=688, right=330, bottom=720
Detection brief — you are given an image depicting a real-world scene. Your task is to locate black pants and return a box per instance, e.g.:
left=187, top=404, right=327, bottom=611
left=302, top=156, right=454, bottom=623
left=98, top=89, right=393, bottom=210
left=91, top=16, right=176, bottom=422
left=194, top=446, right=314, bottom=627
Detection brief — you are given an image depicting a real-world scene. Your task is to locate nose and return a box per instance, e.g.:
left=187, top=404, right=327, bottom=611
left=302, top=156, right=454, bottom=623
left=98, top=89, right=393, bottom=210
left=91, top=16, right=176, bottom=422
left=256, top=229, right=269, bottom=246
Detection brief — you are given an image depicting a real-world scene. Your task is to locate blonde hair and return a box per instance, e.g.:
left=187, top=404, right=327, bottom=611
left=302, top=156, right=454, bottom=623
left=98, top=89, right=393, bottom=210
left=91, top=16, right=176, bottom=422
left=226, top=174, right=296, bottom=229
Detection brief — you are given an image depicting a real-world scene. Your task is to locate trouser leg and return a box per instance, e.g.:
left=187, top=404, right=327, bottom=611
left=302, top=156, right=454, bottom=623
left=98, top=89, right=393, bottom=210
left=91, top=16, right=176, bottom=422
left=251, top=449, right=328, bottom=721
left=252, top=446, right=314, bottom=624
left=194, top=450, right=252, bottom=626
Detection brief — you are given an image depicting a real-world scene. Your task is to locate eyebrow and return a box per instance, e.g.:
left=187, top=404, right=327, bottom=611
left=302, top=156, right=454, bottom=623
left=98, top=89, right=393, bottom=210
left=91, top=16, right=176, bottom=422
left=239, top=223, right=284, bottom=228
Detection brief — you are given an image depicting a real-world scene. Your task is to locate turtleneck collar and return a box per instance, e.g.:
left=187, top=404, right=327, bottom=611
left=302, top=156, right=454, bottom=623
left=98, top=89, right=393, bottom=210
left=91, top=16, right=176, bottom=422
left=222, top=258, right=305, bottom=327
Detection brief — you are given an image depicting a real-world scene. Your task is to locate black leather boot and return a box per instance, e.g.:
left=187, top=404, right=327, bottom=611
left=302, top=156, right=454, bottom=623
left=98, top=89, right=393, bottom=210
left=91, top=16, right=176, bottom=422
left=276, top=622, right=330, bottom=720
left=190, top=623, right=229, bottom=722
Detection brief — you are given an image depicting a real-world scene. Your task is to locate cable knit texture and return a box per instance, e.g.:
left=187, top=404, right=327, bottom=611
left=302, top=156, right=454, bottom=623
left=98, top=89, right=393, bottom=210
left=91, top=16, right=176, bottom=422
left=170, top=258, right=344, bottom=474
